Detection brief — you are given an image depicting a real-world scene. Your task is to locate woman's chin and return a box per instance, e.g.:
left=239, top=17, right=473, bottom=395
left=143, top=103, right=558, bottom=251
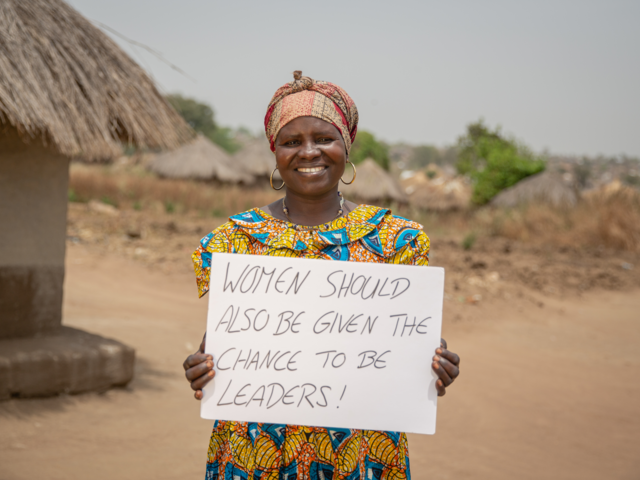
left=287, top=181, right=339, bottom=197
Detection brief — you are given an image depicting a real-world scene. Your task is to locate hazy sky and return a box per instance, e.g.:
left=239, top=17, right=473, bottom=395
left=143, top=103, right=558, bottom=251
left=69, top=0, right=639, bottom=157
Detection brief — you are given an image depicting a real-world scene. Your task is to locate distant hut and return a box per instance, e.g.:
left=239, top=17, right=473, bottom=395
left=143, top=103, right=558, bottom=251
left=340, top=158, right=407, bottom=204
left=401, top=171, right=471, bottom=211
left=233, top=137, right=275, bottom=181
left=148, top=134, right=254, bottom=184
left=490, top=171, right=578, bottom=208
left=0, top=0, right=192, bottom=399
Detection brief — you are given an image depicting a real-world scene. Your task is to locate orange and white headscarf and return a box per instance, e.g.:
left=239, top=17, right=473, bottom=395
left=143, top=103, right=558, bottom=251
left=264, top=71, right=359, bottom=153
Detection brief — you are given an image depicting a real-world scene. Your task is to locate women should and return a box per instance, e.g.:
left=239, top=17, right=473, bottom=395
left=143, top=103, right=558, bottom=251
left=184, top=72, right=460, bottom=480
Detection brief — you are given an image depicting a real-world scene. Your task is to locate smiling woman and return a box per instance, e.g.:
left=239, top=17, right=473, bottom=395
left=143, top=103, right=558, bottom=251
left=183, top=72, right=460, bottom=480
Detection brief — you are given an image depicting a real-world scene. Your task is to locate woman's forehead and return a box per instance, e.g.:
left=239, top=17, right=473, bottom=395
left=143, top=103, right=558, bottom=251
left=279, top=116, right=340, bottom=135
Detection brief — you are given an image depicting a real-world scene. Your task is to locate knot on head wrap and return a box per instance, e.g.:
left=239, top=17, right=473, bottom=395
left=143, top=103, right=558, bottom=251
left=264, top=71, right=359, bottom=153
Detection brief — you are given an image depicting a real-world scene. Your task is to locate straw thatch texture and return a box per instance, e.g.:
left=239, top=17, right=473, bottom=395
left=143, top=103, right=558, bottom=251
left=233, top=138, right=275, bottom=179
left=401, top=171, right=471, bottom=211
left=490, top=171, right=578, bottom=208
left=583, top=179, right=640, bottom=202
left=148, top=135, right=254, bottom=184
left=340, top=159, right=407, bottom=203
left=0, top=0, right=193, bottom=160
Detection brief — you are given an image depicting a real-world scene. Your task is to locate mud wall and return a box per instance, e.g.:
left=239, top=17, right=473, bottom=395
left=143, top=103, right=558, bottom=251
left=0, top=130, right=70, bottom=339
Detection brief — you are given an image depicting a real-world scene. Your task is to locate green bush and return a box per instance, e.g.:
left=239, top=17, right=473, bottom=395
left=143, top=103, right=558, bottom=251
left=68, top=188, right=79, bottom=202
left=101, top=195, right=117, bottom=207
left=166, top=94, right=241, bottom=154
left=164, top=200, right=176, bottom=214
left=457, top=120, right=545, bottom=205
left=350, top=130, right=390, bottom=170
left=462, top=232, right=477, bottom=250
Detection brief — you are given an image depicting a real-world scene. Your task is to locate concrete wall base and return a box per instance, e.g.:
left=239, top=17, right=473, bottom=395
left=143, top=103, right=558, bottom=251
left=0, top=327, right=135, bottom=400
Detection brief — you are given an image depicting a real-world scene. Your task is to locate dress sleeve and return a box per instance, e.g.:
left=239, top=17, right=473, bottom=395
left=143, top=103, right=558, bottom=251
left=386, top=230, right=430, bottom=266
left=192, top=222, right=234, bottom=298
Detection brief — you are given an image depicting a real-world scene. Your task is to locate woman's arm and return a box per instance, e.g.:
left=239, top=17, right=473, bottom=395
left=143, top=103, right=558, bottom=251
left=183, top=334, right=215, bottom=400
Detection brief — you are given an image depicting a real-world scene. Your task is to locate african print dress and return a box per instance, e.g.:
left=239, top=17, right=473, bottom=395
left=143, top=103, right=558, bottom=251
left=192, top=205, right=430, bottom=480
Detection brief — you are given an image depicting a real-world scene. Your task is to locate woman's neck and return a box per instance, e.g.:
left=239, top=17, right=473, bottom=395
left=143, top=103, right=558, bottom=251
left=263, top=188, right=353, bottom=226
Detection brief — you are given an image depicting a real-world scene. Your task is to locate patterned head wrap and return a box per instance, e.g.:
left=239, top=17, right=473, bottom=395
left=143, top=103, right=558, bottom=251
left=264, top=71, right=359, bottom=154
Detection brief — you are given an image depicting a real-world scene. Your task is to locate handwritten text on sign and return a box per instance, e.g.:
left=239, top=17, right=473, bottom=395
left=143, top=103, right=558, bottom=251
left=201, top=253, right=444, bottom=435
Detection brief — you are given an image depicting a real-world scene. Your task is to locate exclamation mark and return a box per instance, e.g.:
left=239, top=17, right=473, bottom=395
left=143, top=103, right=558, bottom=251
left=337, top=385, right=347, bottom=408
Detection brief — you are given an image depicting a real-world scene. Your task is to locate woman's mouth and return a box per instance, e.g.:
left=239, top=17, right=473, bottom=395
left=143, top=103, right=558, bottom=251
left=297, top=166, right=327, bottom=174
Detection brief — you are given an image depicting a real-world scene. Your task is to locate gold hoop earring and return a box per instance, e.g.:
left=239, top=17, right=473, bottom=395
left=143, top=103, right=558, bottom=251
left=270, top=167, right=285, bottom=190
left=341, top=160, right=356, bottom=185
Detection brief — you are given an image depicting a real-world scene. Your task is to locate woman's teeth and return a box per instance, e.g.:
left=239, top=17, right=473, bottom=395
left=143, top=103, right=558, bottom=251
left=298, top=167, right=325, bottom=173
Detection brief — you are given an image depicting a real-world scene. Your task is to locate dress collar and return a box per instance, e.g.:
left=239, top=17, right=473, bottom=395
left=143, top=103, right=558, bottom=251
left=228, top=205, right=390, bottom=251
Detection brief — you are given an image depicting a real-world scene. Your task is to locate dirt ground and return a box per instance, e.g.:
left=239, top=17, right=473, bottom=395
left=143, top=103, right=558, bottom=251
left=1, top=204, right=639, bottom=480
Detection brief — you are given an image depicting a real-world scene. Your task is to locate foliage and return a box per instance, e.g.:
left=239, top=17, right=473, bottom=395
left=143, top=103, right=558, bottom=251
left=166, top=94, right=241, bottom=154
left=101, top=195, right=117, bottom=207
left=350, top=130, right=390, bottom=170
left=68, top=188, right=79, bottom=202
left=164, top=200, right=176, bottom=214
left=410, top=145, right=458, bottom=168
left=622, top=173, right=640, bottom=187
left=456, top=120, right=545, bottom=205
left=462, top=232, right=477, bottom=250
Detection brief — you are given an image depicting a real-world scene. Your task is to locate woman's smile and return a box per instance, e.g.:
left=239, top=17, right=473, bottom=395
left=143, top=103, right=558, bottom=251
left=296, top=166, right=327, bottom=174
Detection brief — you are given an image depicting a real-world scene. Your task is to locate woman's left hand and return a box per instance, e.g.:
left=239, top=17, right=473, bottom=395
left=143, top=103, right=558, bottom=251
left=432, top=338, right=460, bottom=396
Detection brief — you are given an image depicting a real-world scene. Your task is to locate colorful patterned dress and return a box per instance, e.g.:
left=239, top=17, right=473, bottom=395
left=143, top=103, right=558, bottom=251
left=192, top=205, right=430, bottom=480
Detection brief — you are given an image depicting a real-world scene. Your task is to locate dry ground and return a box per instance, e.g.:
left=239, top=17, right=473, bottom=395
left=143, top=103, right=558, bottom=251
left=1, top=204, right=639, bottom=479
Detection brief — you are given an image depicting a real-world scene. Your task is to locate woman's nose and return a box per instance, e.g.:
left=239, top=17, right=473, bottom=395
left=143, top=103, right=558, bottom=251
left=298, top=140, right=321, bottom=159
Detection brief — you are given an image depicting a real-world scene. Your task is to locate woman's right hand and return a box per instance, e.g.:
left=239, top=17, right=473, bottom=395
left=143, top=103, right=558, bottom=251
left=183, top=335, right=215, bottom=400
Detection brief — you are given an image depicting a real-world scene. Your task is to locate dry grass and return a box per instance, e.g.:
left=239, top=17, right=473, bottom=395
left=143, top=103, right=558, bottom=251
left=483, top=191, right=640, bottom=251
left=69, top=164, right=279, bottom=217
left=69, top=164, right=640, bottom=252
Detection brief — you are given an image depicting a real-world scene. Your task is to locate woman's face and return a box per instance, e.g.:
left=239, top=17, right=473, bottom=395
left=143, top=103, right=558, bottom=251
left=275, top=116, right=347, bottom=197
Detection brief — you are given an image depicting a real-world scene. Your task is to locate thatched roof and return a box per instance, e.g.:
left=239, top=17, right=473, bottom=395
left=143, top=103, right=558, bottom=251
left=490, top=171, right=578, bottom=208
left=0, top=0, right=193, bottom=160
left=401, top=171, right=471, bottom=211
left=148, top=135, right=254, bottom=184
left=233, top=137, right=274, bottom=178
left=340, top=158, right=407, bottom=203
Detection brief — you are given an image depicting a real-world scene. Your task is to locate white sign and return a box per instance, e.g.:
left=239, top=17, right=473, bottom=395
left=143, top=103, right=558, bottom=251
left=201, top=253, right=444, bottom=435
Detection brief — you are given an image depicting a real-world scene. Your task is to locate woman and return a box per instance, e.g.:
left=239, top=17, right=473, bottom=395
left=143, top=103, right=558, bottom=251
left=184, top=71, right=460, bottom=480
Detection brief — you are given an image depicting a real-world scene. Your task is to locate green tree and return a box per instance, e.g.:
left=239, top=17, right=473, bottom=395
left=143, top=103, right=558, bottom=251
left=409, top=145, right=458, bottom=169
left=166, top=94, right=240, bottom=153
left=350, top=130, right=390, bottom=170
left=457, top=120, right=545, bottom=204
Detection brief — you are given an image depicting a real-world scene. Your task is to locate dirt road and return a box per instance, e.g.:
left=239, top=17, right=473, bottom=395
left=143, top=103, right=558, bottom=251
left=1, top=244, right=639, bottom=480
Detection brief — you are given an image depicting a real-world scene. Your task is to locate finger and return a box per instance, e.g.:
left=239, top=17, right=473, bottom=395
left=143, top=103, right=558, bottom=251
left=185, top=359, right=214, bottom=382
left=432, top=360, right=453, bottom=387
left=435, top=379, right=446, bottom=396
left=183, top=353, right=212, bottom=371
left=435, top=348, right=460, bottom=366
left=199, top=334, right=206, bottom=353
left=437, top=355, right=460, bottom=380
left=440, top=338, right=448, bottom=350
left=191, top=369, right=215, bottom=391
left=194, top=390, right=203, bottom=400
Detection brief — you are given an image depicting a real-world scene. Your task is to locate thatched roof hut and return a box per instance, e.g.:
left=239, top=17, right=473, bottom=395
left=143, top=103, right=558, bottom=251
left=0, top=0, right=193, bottom=160
left=148, top=135, right=254, bottom=184
left=401, top=171, right=471, bottom=211
left=0, top=0, right=193, bottom=400
left=490, top=171, right=578, bottom=208
left=340, top=158, right=407, bottom=204
left=233, top=137, right=275, bottom=179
